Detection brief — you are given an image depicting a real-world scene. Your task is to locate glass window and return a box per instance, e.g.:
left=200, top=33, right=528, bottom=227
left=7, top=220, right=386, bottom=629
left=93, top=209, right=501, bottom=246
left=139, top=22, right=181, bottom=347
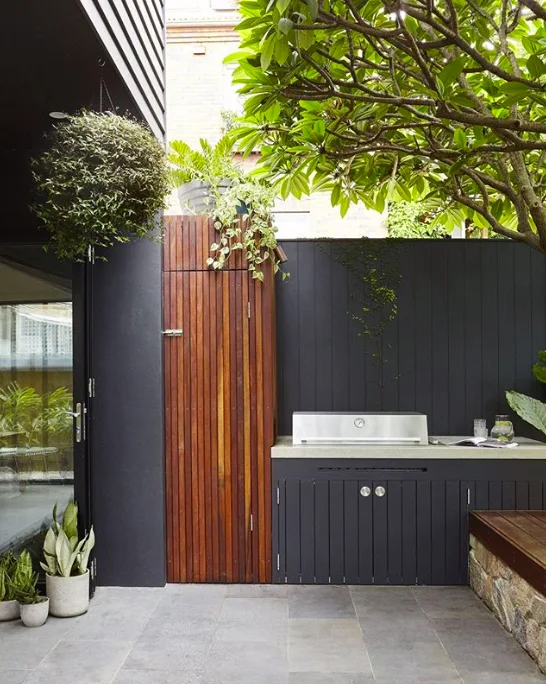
left=0, top=252, right=73, bottom=555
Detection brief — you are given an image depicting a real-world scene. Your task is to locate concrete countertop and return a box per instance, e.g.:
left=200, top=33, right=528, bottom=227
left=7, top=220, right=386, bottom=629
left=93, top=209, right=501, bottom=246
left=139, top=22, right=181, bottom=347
left=271, top=435, right=546, bottom=459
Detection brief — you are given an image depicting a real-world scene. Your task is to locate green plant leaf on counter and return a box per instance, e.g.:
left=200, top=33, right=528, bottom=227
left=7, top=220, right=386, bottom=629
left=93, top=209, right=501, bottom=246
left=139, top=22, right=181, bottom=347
left=506, top=390, right=546, bottom=436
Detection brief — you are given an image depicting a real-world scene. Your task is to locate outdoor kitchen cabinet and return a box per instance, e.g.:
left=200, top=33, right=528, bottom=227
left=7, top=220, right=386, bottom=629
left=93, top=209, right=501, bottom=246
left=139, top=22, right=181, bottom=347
left=272, top=456, right=546, bottom=585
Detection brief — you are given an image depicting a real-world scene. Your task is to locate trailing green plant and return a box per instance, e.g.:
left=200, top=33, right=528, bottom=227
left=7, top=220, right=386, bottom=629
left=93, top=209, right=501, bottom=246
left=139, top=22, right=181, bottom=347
left=9, top=550, right=41, bottom=605
left=326, top=241, right=402, bottom=401
left=209, top=180, right=287, bottom=280
left=32, top=111, right=171, bottom=261
left=506, top=350, right=546, bottom=437
left=169, top=136, right=287, bottom=280
left=168, top=135, right=242, bottom=190
left=41, top=501, right=95, bottom=578
left=0, top=553, right=17, bottom=602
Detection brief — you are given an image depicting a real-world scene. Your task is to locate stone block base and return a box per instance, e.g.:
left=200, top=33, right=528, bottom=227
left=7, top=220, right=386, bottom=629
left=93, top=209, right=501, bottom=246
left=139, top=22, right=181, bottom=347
left=470, top=533, right=546, bottom=673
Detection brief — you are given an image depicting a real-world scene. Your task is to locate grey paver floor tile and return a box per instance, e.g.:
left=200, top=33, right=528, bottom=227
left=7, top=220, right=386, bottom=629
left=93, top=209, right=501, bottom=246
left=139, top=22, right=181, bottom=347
left=289, top=618, right=371, bottom=674
left=0, top=671, right=32, bottom=684
left=289, top=585, right=356, bottom=619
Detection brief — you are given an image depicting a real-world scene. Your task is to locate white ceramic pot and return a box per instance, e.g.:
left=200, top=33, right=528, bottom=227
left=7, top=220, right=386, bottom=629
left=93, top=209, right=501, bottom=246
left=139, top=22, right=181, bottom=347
left=177, top=179, right=230, bottom=215
left=46, top=571, right=89, bottom=618
left=20, top=598, right=49, bottom=627
left=0, top=599, right=19, bottom=621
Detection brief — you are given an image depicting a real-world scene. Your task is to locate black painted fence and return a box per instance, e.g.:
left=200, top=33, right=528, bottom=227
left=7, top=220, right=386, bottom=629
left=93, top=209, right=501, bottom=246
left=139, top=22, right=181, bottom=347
left=276, top=240, right=546, bottom=438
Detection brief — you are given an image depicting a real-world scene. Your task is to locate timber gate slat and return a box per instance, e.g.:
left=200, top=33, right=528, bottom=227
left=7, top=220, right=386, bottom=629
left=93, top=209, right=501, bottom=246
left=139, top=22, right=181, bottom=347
left=163, top=216, right=276, bottom=582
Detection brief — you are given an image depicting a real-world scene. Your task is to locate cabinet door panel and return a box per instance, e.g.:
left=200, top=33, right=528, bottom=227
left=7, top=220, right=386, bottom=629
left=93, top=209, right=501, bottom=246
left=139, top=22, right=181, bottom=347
left=387, top=480, right=403, bottom=584
left=315, top=480, right=330, bottom=584
left=286, top=480, right=301, bottom=584
left=416, top=480, right=432, bottom=584
left=344, top=480, right=359, bottom=584
left=431, top=481, right=446, bottom=584
left=401, top=481, right=417, bottom=585
left=372, top=479, right=388, bottom=584
left=445, top=481, right=462, bottom=585
left=329, top=480, right=345, bottom=584
left=300, top=480, right=315, bottom=583
left=358, top=480, right=373, bottom=584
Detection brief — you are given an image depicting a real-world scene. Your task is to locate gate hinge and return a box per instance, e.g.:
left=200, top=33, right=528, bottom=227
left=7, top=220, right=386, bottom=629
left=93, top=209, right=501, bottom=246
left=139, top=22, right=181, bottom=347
left=88, top=377, right=95, bottom=398
left=276, top=554, right=280, bottom=571
left=467, top=487, right=471, bottom=507
left=90, top=557, right=97, bottom=581
left=250, top=514, right=254, bottom=532
left=276, top=487, right=280, bottom=505
left=247, top=302, right=251, bottom=319
left=87, top=245, right=95, bottom=264
left=162, top=329, right=183, bottom=337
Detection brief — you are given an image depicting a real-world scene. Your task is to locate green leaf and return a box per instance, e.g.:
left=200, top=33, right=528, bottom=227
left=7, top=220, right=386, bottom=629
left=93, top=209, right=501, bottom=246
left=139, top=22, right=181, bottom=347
left=276, top=0, right=291, bottom=13
left=278, top=17, right=293, bottom=34
left=275, top=38, right=291, bottom=64
left=438, top=57, right=465, bottom=90
left=527, top=54, right=546, bottom=79
left=506, top=391, right=546, bottom=436
left=306, top=0, right=318, bottom=19
left=499, top=81, right=531, bottom=95
left=261, top=35, right=276, bottom=70
left=453, top=128, right=467, bottom=149
left=533, top=363, right=546, bottom=384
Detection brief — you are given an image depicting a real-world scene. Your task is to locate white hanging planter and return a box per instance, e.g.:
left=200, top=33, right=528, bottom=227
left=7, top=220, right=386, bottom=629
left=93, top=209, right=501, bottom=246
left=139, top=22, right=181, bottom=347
left=177, top=179, right=230, bottom=215
left=46, top=571, right=89, bottom=618
left=0, top=599, right=19, bottom=622
left=20, top=598, right=49, bottom=627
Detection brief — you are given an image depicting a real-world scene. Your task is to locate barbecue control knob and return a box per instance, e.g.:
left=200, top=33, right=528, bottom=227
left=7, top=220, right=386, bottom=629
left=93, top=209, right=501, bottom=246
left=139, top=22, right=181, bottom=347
left=360, top=486, right=371, bottom=497
left=375, top=486, right=386, bottom=497
left=354, top=418, right=365, bottom=428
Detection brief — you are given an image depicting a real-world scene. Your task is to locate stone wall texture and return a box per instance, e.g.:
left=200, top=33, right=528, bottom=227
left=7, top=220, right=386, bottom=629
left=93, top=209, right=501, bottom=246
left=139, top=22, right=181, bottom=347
left=470, top=533, right=546, bottom=673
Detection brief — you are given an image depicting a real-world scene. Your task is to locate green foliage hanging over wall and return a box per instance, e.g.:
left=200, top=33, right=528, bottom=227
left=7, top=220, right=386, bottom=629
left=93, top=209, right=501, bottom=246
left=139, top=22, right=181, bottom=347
left=387, top=202, right=447, bottom=239
left=227, top=0, right=546, bottom=254
left=32, top=111, right=171, bottom=261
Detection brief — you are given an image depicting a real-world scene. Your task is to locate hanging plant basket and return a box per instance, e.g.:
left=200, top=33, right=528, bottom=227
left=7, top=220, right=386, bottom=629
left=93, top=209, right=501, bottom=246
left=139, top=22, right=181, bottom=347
left=32, top=111, right=171, bottom=261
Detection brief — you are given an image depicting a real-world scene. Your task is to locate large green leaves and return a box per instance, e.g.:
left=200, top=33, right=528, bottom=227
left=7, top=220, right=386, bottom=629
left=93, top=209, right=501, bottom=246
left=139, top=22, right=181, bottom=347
left=506, top=391, right=546, bottom=436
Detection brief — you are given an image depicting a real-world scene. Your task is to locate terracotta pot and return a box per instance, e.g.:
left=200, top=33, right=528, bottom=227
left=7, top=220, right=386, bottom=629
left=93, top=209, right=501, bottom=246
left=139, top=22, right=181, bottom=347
left=46, top=571, right=89, bottom=618
left=20, top=598, right=49, bottom=627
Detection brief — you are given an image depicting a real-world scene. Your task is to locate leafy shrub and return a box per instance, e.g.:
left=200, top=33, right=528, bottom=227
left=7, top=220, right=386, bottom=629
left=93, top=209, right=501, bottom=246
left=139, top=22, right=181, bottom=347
left=32, top=111, right=171, bottom=261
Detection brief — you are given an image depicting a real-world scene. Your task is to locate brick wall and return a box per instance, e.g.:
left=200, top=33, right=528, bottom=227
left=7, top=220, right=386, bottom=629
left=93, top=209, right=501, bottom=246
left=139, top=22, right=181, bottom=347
left=165, top=0, right=386, bottom=238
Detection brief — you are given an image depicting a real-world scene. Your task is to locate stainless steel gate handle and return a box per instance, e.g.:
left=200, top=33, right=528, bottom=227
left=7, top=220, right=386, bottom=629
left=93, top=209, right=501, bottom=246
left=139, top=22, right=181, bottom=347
left=63, top=404, right=83, bottom=443
left=375, top=486, right=386, bottom=497
left=360, top=486, right=371, bottom=497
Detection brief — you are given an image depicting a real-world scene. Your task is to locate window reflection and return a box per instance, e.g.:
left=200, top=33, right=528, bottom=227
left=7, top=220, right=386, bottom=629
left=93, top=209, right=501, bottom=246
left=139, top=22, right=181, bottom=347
left=0, top=264, right=73, bottom=554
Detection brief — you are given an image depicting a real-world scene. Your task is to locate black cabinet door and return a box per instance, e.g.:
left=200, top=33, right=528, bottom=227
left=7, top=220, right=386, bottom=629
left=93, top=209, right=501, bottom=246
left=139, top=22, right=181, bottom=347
left=275, top=477, right=472, bottom=585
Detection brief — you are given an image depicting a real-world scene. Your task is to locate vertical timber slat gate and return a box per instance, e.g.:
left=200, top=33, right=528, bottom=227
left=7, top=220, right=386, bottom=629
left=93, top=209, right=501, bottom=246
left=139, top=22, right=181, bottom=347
left=163, top=216, right=276, bottom=583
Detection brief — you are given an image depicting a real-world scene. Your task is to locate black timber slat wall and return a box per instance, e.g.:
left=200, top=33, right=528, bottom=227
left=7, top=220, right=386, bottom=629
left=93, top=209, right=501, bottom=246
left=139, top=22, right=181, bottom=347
left=277, top=240, right=546, bottom=438
left=78, top=0, right=166, bottom=138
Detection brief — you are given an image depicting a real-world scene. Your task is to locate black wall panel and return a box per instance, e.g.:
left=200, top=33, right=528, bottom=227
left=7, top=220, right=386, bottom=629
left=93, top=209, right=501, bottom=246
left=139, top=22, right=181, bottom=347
left=277, top=240, right=546, bottom=439
left=91, top=239, right=165, bottom=586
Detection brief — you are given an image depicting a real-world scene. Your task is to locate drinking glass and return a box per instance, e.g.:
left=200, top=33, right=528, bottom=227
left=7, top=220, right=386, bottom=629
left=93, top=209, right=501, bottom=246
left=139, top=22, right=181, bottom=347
left=473, top=418, right=488, bottom=439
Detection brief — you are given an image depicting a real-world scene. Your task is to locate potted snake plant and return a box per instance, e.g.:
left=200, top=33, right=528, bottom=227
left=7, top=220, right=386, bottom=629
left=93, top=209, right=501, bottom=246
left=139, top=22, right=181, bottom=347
left=0, top=552, right=19, bottom=621
left=41, top=501, right=95, bottom=617
left=11, top=550, right=49, bottom=627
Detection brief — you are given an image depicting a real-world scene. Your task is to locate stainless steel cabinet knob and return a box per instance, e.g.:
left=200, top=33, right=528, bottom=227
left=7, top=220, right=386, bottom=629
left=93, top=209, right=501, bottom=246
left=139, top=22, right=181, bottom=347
left=360, top=486, right=371, bottom=497
left=375, top=486, right=386, bottom=497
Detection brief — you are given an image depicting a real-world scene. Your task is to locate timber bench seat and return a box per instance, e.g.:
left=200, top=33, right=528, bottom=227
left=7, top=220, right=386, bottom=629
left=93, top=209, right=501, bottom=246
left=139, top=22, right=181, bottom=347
left=470, top=510, right=546, bottom=595
left=469, top=510, right=546, bottom=674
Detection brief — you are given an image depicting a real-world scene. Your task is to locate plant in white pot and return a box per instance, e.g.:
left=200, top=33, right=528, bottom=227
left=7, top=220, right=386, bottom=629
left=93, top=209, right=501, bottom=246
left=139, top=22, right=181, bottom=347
left=168, top=135, right=242, bottom=215
left=41, top=501, right=95, bottom=618
left=11, top=550, right=49, bottom=627
left=0, top=553, right=19, bottom=621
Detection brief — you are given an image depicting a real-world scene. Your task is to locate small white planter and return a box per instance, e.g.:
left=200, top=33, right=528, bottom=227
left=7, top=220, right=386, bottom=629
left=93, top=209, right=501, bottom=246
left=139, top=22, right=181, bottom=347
left=177, top=179, right=230, bottom=215
left=46, top=571, right=89, bottom=618
left=0, top=599, right=19, bottom=622
left=20, top=598, right=49, bottom=627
